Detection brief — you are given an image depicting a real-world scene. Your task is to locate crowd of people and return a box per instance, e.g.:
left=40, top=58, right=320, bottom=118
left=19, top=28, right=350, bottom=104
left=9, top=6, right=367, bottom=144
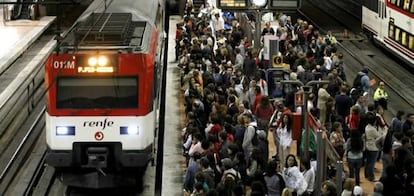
left=177, top=1, right=414, bottom=196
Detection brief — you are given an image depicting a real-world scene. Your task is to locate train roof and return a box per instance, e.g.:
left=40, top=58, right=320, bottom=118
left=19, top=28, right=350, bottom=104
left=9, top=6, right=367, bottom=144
left=77, top=0, right=159, bottom=26
left=60, top=0, right=161, bottom=52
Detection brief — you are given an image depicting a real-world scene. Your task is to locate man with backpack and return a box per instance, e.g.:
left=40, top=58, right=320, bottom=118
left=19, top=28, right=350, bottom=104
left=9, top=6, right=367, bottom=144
left=242, top=113, right=258, bottom=162
left=350, top=67, right=369, bottom=103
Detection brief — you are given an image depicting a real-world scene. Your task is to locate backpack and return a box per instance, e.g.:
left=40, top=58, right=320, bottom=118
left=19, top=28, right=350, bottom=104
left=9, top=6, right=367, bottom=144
left=350, top=87, right=362, bottom=102
left=225, top=172, right=245, bottom=194
left=277, top=173, right=287, bottom=193
left=352, top=74, right=363, bottom=89
left=249, top=125, right=259, bottom=146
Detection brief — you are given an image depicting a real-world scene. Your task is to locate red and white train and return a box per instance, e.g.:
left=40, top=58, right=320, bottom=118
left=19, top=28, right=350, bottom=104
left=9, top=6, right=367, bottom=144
left=44, top=0, right=165, bottom=188
left=362, top=0, right=414, bottom=68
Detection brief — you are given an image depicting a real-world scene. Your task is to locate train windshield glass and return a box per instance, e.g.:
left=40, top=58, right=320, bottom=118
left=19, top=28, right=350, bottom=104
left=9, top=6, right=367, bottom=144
left=56, top=77, right=138, bottom=109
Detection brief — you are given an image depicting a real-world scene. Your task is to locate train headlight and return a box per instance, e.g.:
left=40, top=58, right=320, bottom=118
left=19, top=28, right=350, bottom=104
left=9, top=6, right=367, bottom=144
left=88, top=57, right=97, bottom=66
left=120, top=126, right=139, bottom=135
left=56, top=126, right=75, bottom=136
left=98, top=56, right=108, bottom=66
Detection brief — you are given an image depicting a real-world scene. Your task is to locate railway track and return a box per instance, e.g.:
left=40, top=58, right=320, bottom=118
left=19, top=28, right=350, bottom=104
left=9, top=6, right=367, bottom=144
left=0, top=2, right=91, bottom=195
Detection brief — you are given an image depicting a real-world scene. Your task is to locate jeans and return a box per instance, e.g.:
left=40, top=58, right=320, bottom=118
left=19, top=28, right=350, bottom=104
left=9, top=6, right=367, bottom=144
left=272, top=130, right=280, bottom=160
left=381, top=153, right=393, bottom=178
left=365, top=151, right=378, bottom=180
left=348, top=158, right=363, bottom=185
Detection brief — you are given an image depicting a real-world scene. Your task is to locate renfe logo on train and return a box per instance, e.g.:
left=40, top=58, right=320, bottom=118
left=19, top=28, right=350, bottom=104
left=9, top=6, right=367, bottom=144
left=83, top=118, right=114, bottom=130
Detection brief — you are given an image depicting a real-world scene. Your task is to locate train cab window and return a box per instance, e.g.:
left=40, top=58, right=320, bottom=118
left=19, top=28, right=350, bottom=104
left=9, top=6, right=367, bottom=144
left=56, top=77, right=138, bottom=109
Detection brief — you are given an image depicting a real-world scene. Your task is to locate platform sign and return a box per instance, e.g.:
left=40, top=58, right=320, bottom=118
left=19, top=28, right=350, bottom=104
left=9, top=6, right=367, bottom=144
left=272, top=55, right=283, bottom=67
left=217, top=0, right=247, bottom=9
left=295, top=92, right=304, bottom=106
left=270, top=0, right=300, bottom=10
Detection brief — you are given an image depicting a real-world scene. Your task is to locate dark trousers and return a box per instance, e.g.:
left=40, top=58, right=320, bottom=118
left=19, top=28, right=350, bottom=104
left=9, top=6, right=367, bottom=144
left=365, top=151, right=378, bottom=180
left=374, top=98, right=388, bottom=110
left=348, top=157, right=363, bottom=185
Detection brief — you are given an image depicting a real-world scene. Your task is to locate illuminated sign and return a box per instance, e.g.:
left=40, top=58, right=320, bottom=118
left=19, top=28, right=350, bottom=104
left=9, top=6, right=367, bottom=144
left=78, top=66, right=114, bottom=73
left=270, top=0, right=299, bottom=10
left=217, top=0, right=247, bottom=9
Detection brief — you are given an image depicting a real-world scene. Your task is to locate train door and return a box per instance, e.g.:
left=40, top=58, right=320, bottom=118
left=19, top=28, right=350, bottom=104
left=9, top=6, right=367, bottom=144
left=362, top=0, right=381, bottom=39
left=378, top=0, right=388, bottom=41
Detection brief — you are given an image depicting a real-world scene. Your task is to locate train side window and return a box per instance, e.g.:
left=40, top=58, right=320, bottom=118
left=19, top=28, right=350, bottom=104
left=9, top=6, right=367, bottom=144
left=411, top=0, right=414, bottom=13
left=389, top=24, right=395, bottom=38
left=401, top=32, right=407, bottom=46
left=404, top=0, right=410, bottom=10
left=395, top=0, right=401, bottom=7
left=398, top=0, right=401, bottom=6
left=395, top=28, right=401, bottom=42
left=409, top=36, right=414, bottom=51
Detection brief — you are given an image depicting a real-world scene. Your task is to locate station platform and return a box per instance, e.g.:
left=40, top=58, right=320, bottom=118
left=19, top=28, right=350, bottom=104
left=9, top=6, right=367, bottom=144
left=268, top=131, right=381, bottom=195
left=0, top=7, right=55, bottom=74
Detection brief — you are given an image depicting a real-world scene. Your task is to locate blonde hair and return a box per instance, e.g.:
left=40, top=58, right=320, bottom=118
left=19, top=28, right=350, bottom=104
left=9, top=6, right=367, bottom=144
left=343, top=178, right=355, bottom=191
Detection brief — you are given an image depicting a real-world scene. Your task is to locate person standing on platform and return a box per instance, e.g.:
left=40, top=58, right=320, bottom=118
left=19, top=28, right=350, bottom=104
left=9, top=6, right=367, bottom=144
left=242, top=113, right=257, bottom=163
left=361, top=68, right=371, bottom=94
left=364, top=112, right=380, bottom=182
left=320, top=180, right=338, bottom=196
left=277, top=114, right=293, bottom=166
left=345, top=130, right=364, bottom=185
left=369, top=181, right=384, bottom=196
left=402, top=113, right=414, bottom=136
left=300, top=158, right=315, bottom=196
left=211, top=12, right=224, bottom=38
left=390, top=110, right=405, bottom=133
left=373, top=81, right=389, bottom=110
left=270, top=101, right=292, bottom=161
left=261, top=22, right=275, bottom=36
left=255, top=96, right=274, bottom=132
left=335, top=86, right=353, bottom=122
left=341, top=178, right=355, bottom=196
left=330, top=122, right=346, bottom=158
left=317, top=83, right=331, bottom=128
left=282, top=154, right=307, bottom=196
left=264, top=159, right=286, bottom=196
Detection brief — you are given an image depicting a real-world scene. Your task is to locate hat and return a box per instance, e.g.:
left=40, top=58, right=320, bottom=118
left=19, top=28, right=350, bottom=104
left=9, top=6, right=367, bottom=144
left=361, top=67, right=368, bottom=74
left=353, top=185, right=363, bottom=196
left=221, top=158, right=233, bottom=169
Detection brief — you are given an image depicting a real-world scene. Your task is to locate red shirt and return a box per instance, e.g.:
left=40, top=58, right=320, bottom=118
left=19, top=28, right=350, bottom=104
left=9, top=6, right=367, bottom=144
left=346, top=113, right=360, bottom=130
left=253, top=93, right=263, bottom=112
left=209, top=123, right=222, bottom=139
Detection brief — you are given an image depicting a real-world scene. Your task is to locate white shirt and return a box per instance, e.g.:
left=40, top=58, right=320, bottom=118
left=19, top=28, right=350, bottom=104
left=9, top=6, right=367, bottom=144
left=302, top=167, right=315, bottom=192
left=277, top=126, right=292, bottom=147
left=283, top=166, right=307, bottom=195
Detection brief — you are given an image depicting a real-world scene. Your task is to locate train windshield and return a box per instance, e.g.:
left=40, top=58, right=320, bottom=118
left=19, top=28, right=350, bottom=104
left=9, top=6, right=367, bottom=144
left=56, top=77, right=138, bottom=109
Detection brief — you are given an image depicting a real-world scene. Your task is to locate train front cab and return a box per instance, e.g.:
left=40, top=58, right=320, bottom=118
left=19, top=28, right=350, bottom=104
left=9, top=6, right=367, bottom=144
left=44, top=52, right=158, bottom=188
